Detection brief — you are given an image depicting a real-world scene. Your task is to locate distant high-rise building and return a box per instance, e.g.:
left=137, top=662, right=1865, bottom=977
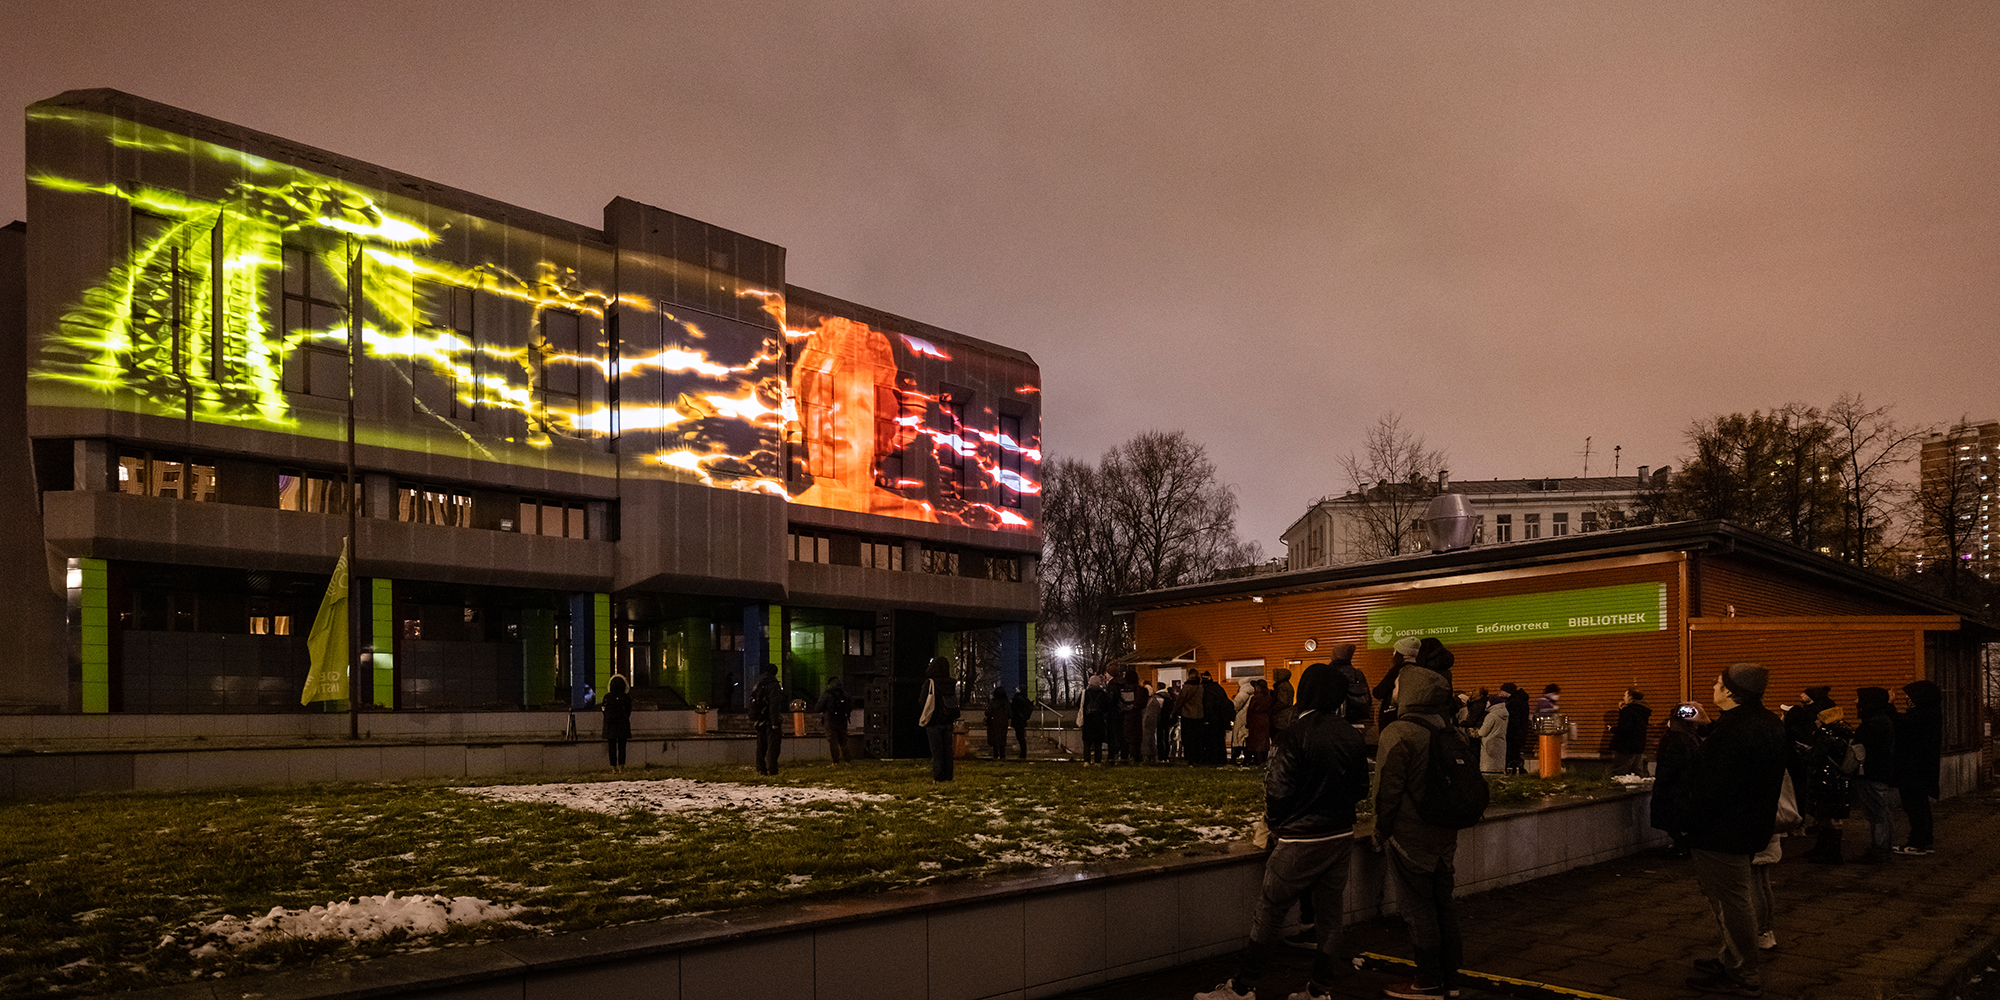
left=1915, top=421, right=1999, bottom=581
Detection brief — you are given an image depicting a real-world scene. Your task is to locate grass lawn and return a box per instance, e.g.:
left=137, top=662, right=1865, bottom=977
left=0, top=758, right=1623, bottom=997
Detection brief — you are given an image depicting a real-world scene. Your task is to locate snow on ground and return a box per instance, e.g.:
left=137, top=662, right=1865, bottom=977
left=453, top=778, right=892, bottom=816
left=191, top=892, right=522, bottom=957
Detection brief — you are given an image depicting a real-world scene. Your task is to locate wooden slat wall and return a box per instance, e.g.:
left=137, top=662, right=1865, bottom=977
left=1700, top=559, right=1906, bottom=617
left=1135, top=559, right=1684, bottom=752
left=1690, top=627, right=1921, bottom=718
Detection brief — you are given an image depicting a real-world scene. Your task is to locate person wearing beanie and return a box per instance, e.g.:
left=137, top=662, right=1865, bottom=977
left=1196, top=664, right=1371, bottom=1000
left=1894, top=680, right=1944, bottom=855
left=1326, top=642, right=1370, bottom=726
left=1373, top=637, right=1421, bottom=731
left=1852, top=687, right=1898, bottom=863
left=1683, top=664, right=1786, bottom=996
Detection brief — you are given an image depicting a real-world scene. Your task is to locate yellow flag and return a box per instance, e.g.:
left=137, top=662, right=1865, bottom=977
left=302, top=538, right=350, bottom=705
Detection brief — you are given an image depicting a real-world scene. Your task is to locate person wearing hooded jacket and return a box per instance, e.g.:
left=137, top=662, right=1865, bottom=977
left=1895, top=680, right=1943, bottom=855
left=1852, top=686, right=1898, bottom=863
left=1683, top=663, right=1787, bottom=997
left=1371, top=663, right=1465, bottom=1000
left=1195, top=663, right=1370, bottom=1000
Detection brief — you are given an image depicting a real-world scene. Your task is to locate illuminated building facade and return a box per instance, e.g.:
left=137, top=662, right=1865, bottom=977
left=1281, top=469, right=1667, bottom=570
left=3, top=90, right=1040, bottom=746
left=1915, top=421, right=1998, bottom=581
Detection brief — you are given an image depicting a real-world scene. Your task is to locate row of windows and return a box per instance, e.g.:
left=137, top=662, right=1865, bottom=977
left=115, top=449, right=600, bottom=538
left=785, top=530, right=1025, bottom=582
left=1488, top=509, right=1624, bottom=544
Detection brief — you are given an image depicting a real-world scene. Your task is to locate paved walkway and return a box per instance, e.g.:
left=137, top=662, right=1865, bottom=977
left=1060, top=789, right=2000, bottom=1000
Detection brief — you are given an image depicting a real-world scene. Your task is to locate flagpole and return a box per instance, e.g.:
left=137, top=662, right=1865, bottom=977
left=347, top=240, right=360, bottom=740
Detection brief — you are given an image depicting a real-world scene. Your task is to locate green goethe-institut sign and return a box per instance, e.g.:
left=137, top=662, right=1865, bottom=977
left=1365, top=583, right=1668, bottom=649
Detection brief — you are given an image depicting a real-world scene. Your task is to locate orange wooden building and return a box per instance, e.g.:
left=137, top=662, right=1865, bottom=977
left=1115, top=521, right=1992, bottom=791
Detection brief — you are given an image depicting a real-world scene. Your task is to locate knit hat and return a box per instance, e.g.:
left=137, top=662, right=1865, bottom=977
left=1392, top=636, right=1421, bottom=659
left=1803, top=685, right=1831, bottom=704
left=1720, top=662, right=1768, bottom=703
left=1327, top=642, right=1356, bottom=664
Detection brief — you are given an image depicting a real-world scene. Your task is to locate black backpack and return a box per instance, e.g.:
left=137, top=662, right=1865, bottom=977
left=1406, top=717, right=1489, bottom=829
left=824, top=686, right=848, bottom=718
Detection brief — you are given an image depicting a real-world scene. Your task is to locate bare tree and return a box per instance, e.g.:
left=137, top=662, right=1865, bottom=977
left=1038, top=431, right=1253, bottom=688
left=1336, top=413, right=1449, bottom=559
left=1653, top=405, right=1843, bottom=550
left=1826, top=394, right=1927, bottom=569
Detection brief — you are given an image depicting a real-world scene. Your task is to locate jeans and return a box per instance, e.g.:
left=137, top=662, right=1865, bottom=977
left=1236, top=834, right=1354, bottom=990
left=754, top=725, right=781, bottom=774
left=1854, top=779, right=1896, bottom=855
left=1691, top=849, right=1761, bottom=984
left=1386, top=843, right=1462, bottom=991
left=926, top=724, right=955, bottom=781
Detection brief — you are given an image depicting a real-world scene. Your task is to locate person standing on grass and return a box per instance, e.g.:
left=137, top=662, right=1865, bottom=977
left=918, top=656, right=959, bottom=782
left=1178, top=673, right=1207, bottom=764
left=984, top=685, right=1011, bottom=760
left=1611, top=688, right=1652, bottom=776
left=1371, top=663, right=1465, bottom=1000
left=1195, top=663, right=1371, bottom=1000
left=749, top=664, right=786, bottom=776
left=601, top=674, right=632, bottom=773
left=814, top=676, right=851, bottom=764
left=1010, top=687, right=1034, bottom=760
left=1081, top=672, right=1111, bottom=764
left=1683, top=663, right=1786, bottom=997
left=1246, top=679, right=1276, bottom=765
left=1894, top=680, right=1943, bottom=856
left=1120, top=669, right=1146, bottom=764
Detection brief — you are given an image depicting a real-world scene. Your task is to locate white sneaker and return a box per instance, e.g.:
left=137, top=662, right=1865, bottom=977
left=1195, top=980, right=1255, bottom=1000
left=1756, top=931, right=1777, bottom=950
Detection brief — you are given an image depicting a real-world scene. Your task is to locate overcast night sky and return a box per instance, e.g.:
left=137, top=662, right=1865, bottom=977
left=7, top=2, right=1999, bottom=554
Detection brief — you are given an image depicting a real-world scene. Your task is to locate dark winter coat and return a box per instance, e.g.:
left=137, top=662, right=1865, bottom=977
left=1894, top=680, right=1942, bottom=799
left=1264, top=665, right=1371, bottom=839
left=601, top=688, right=633, bottom=742
left=1246, top=689, right=1276, bottom=755
left=1855, top=687, right=1898, bottom=786
left=1649, top=725, right=1700, bottom=835
left=749, top=675, right=787, bottom=729
left=984, top=693, right=1010, bottom=746
left=1610, top=702, right=1653, bottom=755
left=1684, top=704, right=1787, bottom=855
left=1202, top=678, right=1236, bottom=725
left=1009, top=690, right=1033, bottom=726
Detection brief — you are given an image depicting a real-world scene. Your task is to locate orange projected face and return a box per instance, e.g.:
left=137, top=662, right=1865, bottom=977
left=783, top=308, right=1040, bottom=532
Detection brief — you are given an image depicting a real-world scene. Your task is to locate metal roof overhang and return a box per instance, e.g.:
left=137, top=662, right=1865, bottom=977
left=1115, top=644, right=1199, bottom=666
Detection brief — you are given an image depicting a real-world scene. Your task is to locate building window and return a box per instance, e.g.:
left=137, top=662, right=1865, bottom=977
left=1582, top=510, right=1599, bottom=532
left=399, top=486, right=474, bottom=528
left=800, top=369, right=836, bottom=480
left=131, top=213, right=189, bottom=376
left=278, top=470, right=360, bottom=515
left=862, top=540, right=904, bottom=571
left=118, top=451, right=217, bottom=502
left=517, top=499, right=588, bottom=539
left=1610, top=509, right=1627, bottom=529
left=414, top=280, right=476, bottom=420
left=789, top=531, right=831, bottom=563
left=534, top=309, right=582, bottom=426
left=939, top=390, right=969, bottom=493
left=1494, top=514, right=1512, bottom=542
left=844, top=627, right=874, bottom=656
left=922, top=546, right=961, bottom=576
left=1524, top=513, right=1541, bottom=540
left=998, top=411, right=1024, bottom=508
left=1553, top=512, right=1569, bottom=537
left=714, top=622, right=744, bottom=652
left=280, top=245, right=351, bottom=399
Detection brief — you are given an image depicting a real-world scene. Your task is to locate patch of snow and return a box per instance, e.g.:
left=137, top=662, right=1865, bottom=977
left=192, top=891, right=523, bottom=955
left=1186, top=826, right=1239, bottom=841
left=917, top=861, right=942, bottom=870
left=455, top=778, right=891, bottom=816
left=1098, top=823, right=1137, bottom=836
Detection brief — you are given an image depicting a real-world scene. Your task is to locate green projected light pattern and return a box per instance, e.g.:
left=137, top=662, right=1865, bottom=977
left=29, top=109, right=658, bottom=458
left=1365, top=583, right=1670, bottom=650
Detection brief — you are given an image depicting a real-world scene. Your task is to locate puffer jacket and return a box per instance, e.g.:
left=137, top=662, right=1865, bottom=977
left=1685, top=703, right=1787, bottom=854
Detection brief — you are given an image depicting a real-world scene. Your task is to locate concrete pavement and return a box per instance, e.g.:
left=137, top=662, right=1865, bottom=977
left=1057, top=788, right=2000, bottom=1000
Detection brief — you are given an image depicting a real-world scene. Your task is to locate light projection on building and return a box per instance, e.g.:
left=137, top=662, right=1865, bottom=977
left=27, top=105, right=1039, bottom=531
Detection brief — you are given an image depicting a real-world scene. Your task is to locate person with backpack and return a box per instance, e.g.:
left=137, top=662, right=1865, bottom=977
left=814, top=677, right=851, bottom=764
left=1851, top=686, right=1899, bottom=864
left=1799, top=704, right=1858, bottom=864
left=918, top=656, right=959, bottom=782
left=1010, top=687, right=1034, bottom=760
left=1683, top=663, right=1787, bottom=996
left=749, top=664, right=786, bottom=776
left=1371, top=657, right=1480, bottom=1000
left=1195, top=663, right=1372, bottom=1000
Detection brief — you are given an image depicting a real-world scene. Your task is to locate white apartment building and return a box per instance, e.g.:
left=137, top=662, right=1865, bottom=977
left=1281, top=468, right=1669, bottom=571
